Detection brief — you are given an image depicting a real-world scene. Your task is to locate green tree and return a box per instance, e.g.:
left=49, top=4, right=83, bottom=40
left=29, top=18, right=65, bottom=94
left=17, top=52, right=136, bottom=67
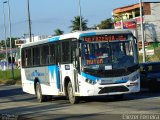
left=0, top=40, right=6, bottom=48
left=0, top=37, right=18, bottom=61
left=54, top=29, right=64, bottom=36
left=70, top=16, right=88, bottom=31
left=0, top=40, right=7, bottom=61
left=96, top=18, right=114, bottom=29
left=0, top=53, right=5, bottom=61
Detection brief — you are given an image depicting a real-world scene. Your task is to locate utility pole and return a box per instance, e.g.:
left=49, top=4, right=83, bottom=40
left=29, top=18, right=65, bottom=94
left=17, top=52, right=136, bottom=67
left=139, top=0, right=146, bottom=62
left=3, top=1, right=8, bottom=69
left=7, top=0, right=14, bottom=79
left=78, top=0, right=82, bottom=31
left=27, top=0, right=32, bottom=42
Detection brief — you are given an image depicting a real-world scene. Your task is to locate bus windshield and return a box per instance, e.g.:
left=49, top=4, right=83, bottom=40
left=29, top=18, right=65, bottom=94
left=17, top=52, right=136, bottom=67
left=81, top=34, right=138, bottom=70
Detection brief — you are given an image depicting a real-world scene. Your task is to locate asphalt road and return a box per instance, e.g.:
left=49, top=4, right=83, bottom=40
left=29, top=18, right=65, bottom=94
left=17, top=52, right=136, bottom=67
left=0, top=85, right=160, bottom=120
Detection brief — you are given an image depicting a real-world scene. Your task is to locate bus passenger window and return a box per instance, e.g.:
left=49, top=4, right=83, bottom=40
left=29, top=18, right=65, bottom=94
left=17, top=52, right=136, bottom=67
left=61, top=41, right=70, bottom=63
left=33, top=47, right=40, bottom=66
left=22, top=49, right=27, bottom=67
left=49, top=44, right=56, bottom=64
left=25, top=53, right=28, bottom=67
left=41, top=45, right=49, bottom=65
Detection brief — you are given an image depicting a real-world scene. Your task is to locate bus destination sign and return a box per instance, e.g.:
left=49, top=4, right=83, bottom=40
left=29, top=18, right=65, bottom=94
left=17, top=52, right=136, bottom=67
left=84, top=35, right=127, bottom=42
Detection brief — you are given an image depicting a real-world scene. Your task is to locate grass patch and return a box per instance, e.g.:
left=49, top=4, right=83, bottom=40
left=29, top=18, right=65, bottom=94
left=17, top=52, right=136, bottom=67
left=0, top=69, right=21, bottom=85
left=139, top=47, right=160, bottom=63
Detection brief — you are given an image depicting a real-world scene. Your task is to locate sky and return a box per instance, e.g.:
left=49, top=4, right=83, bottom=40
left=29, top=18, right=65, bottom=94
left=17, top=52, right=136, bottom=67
left=0, top=0, right=159, bottom=40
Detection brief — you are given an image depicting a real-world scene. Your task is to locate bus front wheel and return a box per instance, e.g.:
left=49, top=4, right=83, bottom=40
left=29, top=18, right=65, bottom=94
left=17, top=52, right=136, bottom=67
left=67, top=81, right=79, bottom=104
left=36, top=82, right=46, bottom=102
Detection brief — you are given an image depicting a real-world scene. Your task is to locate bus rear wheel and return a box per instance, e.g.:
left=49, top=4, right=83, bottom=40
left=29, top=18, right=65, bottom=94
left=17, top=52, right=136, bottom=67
left=36, top=82, right=46, bottom=102
left=67, top=81, right=79, bottom=104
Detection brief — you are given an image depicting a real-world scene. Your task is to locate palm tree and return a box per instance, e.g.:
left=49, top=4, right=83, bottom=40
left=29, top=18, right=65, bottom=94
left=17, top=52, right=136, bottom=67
left=70, top=16, right=88, bottom=31
left=96, top=18, right=114, bottom=29
left=54, top=29, right=64, bottom=36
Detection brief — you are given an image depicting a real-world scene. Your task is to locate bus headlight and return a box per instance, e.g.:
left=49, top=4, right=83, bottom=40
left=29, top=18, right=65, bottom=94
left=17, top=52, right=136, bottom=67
left=85, top=79, right=96, bottom=85
left=130, top=73, right=139, bottom=81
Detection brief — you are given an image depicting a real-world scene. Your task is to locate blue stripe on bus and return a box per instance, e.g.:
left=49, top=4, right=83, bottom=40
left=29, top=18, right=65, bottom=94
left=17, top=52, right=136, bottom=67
left=81, top=72, right=100, bottom=81
left=115, top=79, right=128, bottom=83
left=79, top=32, right=96, bottom=37
left=48, top=65, right=60, bottom=89
left=48, top=36, right=60, bottom=42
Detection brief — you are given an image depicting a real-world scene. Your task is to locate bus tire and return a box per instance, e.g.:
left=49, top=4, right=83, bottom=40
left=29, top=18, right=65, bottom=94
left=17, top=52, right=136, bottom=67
left=46, top=95, right=52, bottom=101
left=67, top=81, right=79, bottom=104
left=36, top=82, right=46, bottom=102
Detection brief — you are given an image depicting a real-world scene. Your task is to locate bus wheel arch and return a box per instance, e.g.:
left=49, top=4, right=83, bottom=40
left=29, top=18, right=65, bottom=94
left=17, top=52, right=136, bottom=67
left=34, top=78, right=46, bottom=102
left=34, top=78, right=39, bottom=93
left=64, top=77, right=79, bottom=104
left=64, top=76, right=70, bottom=97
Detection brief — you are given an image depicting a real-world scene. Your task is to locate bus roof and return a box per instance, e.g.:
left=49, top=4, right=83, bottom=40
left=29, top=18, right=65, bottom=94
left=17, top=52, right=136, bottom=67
left=21, top=29, right=133, bottom=48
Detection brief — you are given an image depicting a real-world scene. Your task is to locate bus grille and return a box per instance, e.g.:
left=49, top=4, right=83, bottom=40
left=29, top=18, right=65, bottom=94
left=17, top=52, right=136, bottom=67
left=98, top=86, right=129, bottom=94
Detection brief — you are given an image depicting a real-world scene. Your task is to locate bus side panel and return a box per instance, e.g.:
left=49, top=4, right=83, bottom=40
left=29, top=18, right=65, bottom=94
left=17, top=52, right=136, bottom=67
left=60, top=64, right=72, bottom=91
left=21, top=68, right=35, bottom=94
left=60, top=64, right=81, bottom=95
left=34, top=66, right=53, bottom=95
left=41, top=65, right=60, bottom=95
left=22, top=66, right=61, bottom=96
left=26, top=66, right=61, bottom=96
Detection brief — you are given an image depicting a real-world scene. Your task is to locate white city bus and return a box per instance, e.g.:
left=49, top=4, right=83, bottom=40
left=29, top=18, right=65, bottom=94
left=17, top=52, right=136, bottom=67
left=21, top=29, right=140, bottom=104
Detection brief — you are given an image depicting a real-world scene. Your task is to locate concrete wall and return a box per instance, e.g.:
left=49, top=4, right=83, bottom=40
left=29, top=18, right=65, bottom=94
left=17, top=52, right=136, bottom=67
left=143, top=3, right=160, bottom=42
